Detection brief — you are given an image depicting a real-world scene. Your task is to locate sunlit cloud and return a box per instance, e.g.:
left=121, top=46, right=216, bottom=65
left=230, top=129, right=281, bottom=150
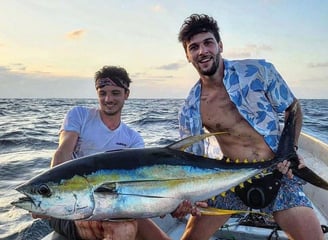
left=66, top=29, right=86, bottom=40
left=151, top=4, right=165, bottom=12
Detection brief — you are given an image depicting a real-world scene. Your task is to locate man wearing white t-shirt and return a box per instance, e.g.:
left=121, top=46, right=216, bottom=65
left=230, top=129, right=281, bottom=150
left=34, top=66, right=170, bottom=240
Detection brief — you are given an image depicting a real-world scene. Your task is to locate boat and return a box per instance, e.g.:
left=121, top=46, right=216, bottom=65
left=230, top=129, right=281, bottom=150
left=41, top=132, right=327, bottom=239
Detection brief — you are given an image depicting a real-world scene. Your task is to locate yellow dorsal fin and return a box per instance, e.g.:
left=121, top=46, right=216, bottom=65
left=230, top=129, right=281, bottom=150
left=220, top=192, right=227, bottom=197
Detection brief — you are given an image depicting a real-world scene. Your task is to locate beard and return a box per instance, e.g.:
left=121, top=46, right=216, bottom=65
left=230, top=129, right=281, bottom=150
left=101, top=102, right=123, bottom=116
left=196, top=53, right=220, bottom=76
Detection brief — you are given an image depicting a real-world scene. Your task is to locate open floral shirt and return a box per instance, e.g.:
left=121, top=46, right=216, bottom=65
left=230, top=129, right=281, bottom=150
left=178, top=59, right=295, bottom=157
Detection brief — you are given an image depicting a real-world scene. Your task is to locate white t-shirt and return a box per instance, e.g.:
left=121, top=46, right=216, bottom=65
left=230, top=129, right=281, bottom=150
left=60, top=106, right=144, bottom=158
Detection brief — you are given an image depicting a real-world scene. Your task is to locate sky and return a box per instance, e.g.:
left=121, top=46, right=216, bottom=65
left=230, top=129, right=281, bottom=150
left=0, top=0, right=327, bottom=99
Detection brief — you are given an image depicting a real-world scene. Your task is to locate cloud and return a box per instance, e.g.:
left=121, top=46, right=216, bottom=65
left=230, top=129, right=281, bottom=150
left=224, top=43, right=272, bottom=58
left=246, top=44, right=273, bottom=52
left=0, top=65, right=10, bottom=72
left=155, top=62, right=186, bottom=70
left=66, top=29, right=86, bottom=40
left=7, top=63, right=26, bottom=71
left=0, top=64, right=181, bottom=99
left=132, top=72, right=173, bottom=82
left=224, top=51, right=251, bottom=59
left=0, top=65, right=94, bottom=98
left=151, top=4, right=165, bottom=12
left=308, top=62, right=328, bottom=68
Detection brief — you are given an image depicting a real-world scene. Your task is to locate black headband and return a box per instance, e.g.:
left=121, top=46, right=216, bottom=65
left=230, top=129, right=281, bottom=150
left=95, top=77, right=129, bottom=90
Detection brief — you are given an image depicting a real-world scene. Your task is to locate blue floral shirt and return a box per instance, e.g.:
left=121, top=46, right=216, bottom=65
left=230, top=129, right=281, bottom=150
left=179, top=59, right=295, bottom=157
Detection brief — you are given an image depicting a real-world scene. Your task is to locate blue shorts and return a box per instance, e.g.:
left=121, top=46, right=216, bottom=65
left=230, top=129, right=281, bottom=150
left=207, top=176, right=313, bottom=214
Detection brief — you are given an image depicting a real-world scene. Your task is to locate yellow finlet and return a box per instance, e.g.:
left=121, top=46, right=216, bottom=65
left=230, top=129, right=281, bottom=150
left=199, top=207, right=268, bottom=216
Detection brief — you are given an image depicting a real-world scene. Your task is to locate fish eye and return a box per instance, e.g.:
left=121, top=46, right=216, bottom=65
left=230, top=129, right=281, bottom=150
left=37, top=184, right=52, bottom=197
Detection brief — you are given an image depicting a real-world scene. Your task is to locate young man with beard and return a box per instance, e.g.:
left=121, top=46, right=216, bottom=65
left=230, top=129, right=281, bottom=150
left=34, top=66, right=170, bottom=240
left=177, top=14, right=324, bottom=240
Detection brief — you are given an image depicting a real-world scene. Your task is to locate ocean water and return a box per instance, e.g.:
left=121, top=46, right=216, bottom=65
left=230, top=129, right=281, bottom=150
left=0, top=98, right=327, bottom=240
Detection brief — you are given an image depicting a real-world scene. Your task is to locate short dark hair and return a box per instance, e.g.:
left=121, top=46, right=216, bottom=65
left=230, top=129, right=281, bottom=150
left=178, top=14, right=221, bottom=51
left=94, top=66, right=131, bottom=90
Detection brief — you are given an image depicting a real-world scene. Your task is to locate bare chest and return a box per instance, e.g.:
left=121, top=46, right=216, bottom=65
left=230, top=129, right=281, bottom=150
left=200, top=88, right=273, bottom=160
left=200, top=90, right=245, bottom=133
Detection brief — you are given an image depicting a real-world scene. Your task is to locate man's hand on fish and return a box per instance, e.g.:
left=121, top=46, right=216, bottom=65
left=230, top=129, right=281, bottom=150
left=277, top=155, right=306, bottom=179
left=170, top=200, right=208, bottom=219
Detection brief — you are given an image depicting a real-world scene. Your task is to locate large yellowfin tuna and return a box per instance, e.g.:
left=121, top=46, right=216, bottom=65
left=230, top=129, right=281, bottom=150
left=11, top=104, right=328, bottom=220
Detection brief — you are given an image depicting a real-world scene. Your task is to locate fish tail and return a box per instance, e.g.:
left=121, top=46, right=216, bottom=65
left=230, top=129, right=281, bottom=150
left=276, top=102, right=328, bottom=190
left=293, top=167, right=328, bottom=190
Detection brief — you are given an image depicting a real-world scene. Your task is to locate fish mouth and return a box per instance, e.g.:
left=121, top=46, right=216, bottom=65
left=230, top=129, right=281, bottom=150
left=11, top=194, right=38, bottom=210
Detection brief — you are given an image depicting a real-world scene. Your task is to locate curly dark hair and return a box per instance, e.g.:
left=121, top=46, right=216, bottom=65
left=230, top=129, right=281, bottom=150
left=178, top=14, right=221, bottom=51
left=94, top=66, right=132, bottom=90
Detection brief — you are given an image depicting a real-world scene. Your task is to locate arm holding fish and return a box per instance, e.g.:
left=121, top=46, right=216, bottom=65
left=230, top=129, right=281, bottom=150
left=276, top=99, right=306, bottom=178
left=50, top=130, right=79, bottom=167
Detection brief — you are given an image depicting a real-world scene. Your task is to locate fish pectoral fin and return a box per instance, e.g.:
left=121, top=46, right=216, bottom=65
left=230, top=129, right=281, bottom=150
left=167, top=132, right=228, bottom=151
left=95, top=183, right=117, bottom=193
left=95, top=179, right=189, bottom=198
left=116, top=193, right=175, bottom=199
left=199, top=207, right=268, bottom=216
left=95, top=189, right=177, bottom=199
